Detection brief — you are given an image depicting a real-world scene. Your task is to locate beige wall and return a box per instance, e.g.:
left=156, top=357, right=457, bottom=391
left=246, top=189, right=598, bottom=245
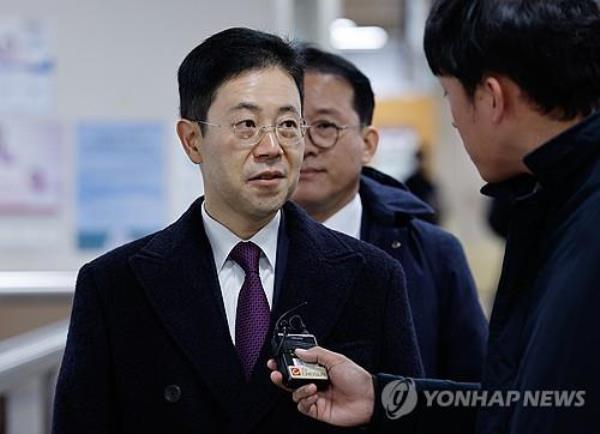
left=0, top=298, right=71, bottom=340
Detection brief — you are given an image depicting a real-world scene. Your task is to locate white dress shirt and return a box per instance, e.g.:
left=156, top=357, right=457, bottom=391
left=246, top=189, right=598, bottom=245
left=321, top=193, right=363, bottom=240
left=201, top=202, right=280, bottom=344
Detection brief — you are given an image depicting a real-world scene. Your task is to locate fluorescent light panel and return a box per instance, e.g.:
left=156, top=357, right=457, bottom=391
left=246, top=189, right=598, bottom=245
left=330, top=18, right=389, bottom=50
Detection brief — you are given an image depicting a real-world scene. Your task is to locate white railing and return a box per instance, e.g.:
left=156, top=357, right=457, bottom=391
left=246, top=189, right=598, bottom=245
left=0, top=322, right=68, bottom=434
left=0, top=272, right=74, bottom=434
left=0, top=272, right=76, bottom=297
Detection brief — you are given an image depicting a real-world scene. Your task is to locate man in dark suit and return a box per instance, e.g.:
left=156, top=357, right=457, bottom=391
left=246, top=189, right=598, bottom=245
left=271, top=1, right=600, bottom=433
left=292, top=46, right=487, bottom=382
left=52, top=27, right=422, bottom=434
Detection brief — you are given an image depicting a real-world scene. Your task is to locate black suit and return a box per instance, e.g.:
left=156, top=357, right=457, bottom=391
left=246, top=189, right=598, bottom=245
left=52, top=199, right=422, bottom=434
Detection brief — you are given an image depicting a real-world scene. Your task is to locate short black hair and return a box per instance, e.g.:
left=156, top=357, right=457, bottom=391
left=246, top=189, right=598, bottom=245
left=298, top=45, right=375, bottom=126
left=178, top=27, right=304, bottom=130
left=424, top=0, right=600, bottom=120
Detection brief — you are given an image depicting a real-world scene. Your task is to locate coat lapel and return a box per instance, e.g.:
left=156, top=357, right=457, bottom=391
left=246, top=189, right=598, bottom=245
left=129, top=199, right=245, bottom=414
left=129, top=199, right=364, bottom=433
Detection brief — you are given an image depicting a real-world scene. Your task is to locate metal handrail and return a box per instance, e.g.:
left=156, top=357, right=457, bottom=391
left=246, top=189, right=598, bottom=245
left=0, top=272, right=76, bottom=297
left=0, top=271, right=73, bottom=434
left=0, top=322, right=68, bottom=393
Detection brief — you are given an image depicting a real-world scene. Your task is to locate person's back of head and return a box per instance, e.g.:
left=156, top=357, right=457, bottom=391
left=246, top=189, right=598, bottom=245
left=424, top=0, right=600, bottom=121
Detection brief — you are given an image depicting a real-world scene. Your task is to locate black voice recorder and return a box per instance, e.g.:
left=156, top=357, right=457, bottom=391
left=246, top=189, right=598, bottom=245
left=271, top=302, right=329, bottom=390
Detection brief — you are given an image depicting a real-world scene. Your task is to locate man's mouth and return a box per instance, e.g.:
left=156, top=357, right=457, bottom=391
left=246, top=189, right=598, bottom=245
left=300, top=167, right=325, bottom=179
left=249, top=170, right=285, bottom=181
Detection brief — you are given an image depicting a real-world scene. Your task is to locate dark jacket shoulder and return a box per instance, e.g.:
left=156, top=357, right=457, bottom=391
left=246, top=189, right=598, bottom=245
left=360, top=167, right=487, bottom=382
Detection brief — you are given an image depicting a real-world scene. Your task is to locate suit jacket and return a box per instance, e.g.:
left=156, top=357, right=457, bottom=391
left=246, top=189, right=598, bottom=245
left=360, top=167, right=487, bottom=381
left=52, top=199, right=422, bottom=434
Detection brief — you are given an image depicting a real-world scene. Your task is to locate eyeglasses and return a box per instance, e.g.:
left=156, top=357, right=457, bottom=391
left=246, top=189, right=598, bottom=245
left=306, top=121, right=361, bottom=149
left=194, top=118, right=308, bottom=148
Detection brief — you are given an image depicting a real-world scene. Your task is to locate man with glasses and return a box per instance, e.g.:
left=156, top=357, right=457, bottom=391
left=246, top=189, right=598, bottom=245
left=52, top=28, right=422, bottom=434
left=292, top=46, right=487, bottom=382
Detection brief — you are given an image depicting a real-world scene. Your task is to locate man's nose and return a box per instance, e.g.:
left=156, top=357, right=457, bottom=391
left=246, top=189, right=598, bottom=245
left=253, top=127, right=283, bottom=159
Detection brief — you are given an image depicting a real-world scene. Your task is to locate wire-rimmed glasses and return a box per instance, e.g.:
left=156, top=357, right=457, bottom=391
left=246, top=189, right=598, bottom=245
left=194, top=118, right=308, bottom=148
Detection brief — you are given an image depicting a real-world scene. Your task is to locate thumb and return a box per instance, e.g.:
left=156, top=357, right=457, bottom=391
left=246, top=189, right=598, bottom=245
left=295, top=346, right=345, bottom=369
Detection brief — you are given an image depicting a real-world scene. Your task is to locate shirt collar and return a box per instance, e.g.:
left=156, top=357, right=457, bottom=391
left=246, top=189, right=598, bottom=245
left=201, top=201, right=280, bottom=271
left=322, top=193, right=363, bottom=239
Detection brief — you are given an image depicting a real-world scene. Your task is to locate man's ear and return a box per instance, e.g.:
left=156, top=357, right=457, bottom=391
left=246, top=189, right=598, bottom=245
left=176, top=119, right=203, bottom=164
left=482, top=76, right=506, bottom=125
left=361, top=125, right=379, bottom=165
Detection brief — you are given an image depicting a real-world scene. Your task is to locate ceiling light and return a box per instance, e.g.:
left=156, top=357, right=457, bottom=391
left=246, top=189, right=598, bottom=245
left=330, top=18, right=388, bottom=50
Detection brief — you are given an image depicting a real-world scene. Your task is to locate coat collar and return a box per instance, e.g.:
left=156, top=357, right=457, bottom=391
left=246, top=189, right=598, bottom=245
left=523, top=111, right=600, bottom=189
left=129, top=198, right=364, bottom=432
left=482, top=112, right=600, bottom=201
left=360, top=167, right=434, bottom=224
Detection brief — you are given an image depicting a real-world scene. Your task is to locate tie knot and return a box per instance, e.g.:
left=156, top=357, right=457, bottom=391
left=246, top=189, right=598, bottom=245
left=229, top=241, right=261, bottom=275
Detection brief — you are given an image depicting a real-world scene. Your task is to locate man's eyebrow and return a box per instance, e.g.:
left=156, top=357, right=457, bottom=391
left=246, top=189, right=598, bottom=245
left=278, top=105, right=300, bottom=116
left=228, top=102, right=260, bottom=113
left=227, top=103, right=301, bottom=116
left=313, top=107, right=344, bottom=117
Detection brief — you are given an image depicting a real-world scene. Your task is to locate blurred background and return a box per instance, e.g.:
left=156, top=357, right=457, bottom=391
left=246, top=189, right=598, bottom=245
left=0, top=0, right=505, bottom=432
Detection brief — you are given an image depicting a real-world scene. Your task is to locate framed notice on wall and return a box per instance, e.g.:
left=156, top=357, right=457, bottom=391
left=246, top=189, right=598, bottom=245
left=76, top=121, right=166, bottom=251
left=0, top=17, right=55, bottom=114
left=0, top=118, right=62, bottom=214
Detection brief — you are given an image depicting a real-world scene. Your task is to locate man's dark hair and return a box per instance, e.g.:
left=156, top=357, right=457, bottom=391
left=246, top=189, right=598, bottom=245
left=178, top=27, right=304, bottom=130
left=424, top=0, right=600, bottom=120
left=298, top=45, right=375, bottom=126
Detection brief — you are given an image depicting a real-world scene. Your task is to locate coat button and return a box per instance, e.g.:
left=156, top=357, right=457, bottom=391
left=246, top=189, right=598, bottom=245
left=164, top=384, right=181, bottom=403
left=391, top=240, right=402, bottom=249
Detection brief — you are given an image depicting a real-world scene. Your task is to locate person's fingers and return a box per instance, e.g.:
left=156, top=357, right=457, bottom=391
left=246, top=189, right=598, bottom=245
left=270, top=370, right=283, bottom=386
left=270, top=371, right=295, bottom=393
left=292, top=383, right=317, bottom=403
left=295, top=346, right=345, bottom=369
left=266, top=359, right=277, bottom=370
left=297, top=394, right=319, bottom=417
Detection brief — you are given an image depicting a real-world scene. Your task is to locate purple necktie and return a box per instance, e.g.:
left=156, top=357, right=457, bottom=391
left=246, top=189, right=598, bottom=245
left=230, top=241, right=271, bottom=380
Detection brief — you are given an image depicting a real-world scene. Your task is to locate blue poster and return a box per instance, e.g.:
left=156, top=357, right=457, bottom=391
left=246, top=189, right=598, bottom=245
left=76, top=121, right=166, bottom=250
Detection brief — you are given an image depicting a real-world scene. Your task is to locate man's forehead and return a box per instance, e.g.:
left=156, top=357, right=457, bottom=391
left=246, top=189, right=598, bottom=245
left=305, top=72, right=354, bottom=101
left=304, top=75, right=356, bottom=119
left=209, top=67, right=301, bottom=114
left=310, top=106, right=345, bottom=118
left=306, top=70, right=351, bottom=88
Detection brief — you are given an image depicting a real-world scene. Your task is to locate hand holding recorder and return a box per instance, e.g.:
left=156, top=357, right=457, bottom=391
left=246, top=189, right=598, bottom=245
left=268, top=346, right=375, bottom=428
